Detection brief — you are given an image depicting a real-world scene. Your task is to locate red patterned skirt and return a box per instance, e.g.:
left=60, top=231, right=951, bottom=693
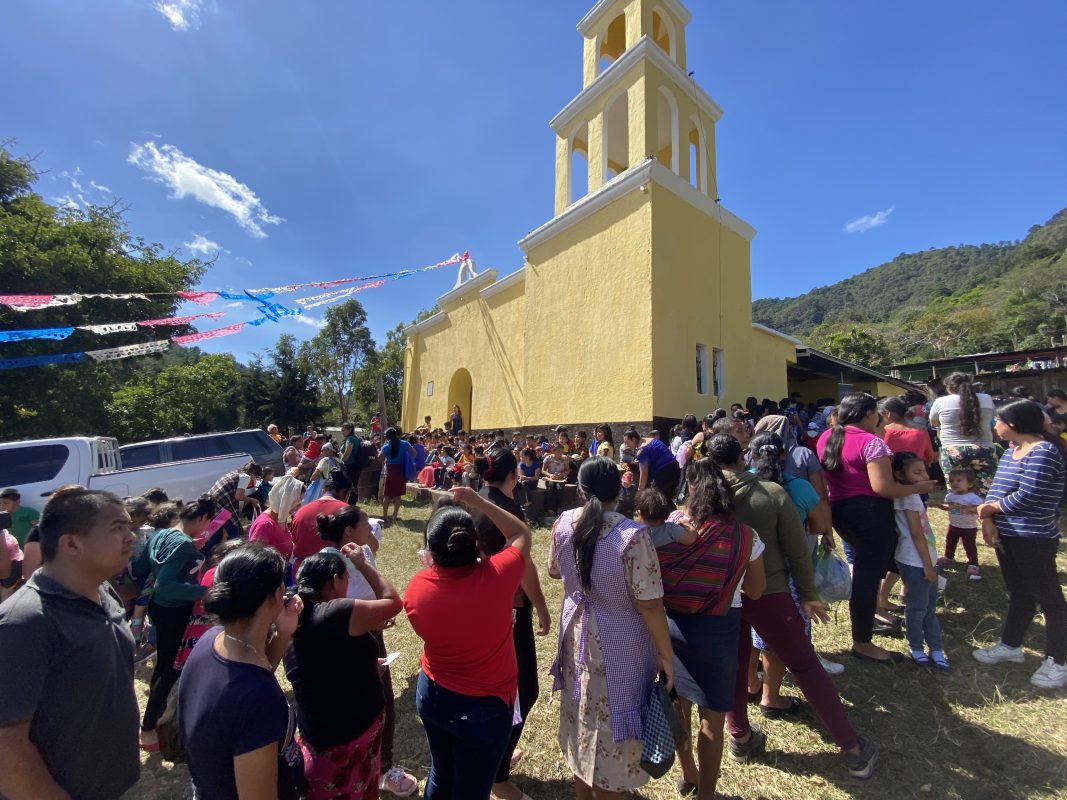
left=298, top=713, right=384, bottom=800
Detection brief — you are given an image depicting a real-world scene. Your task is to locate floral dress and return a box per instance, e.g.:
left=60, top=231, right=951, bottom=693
left=550, top=514, right=663, bottom=792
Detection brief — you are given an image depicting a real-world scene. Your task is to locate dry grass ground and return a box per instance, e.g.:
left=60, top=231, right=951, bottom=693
left=132, top=493, right=1067, bottom=800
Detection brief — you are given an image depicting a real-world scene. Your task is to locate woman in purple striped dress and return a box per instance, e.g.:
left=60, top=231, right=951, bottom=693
left=549, top=458, right=674, bottom=799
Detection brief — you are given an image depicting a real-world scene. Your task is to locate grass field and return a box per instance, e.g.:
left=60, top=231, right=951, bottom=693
left=132, top=494, right=1067, bottom=800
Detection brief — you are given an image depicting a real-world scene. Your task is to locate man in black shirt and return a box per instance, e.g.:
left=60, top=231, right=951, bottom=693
left=0, top=488, right=140, bottom=800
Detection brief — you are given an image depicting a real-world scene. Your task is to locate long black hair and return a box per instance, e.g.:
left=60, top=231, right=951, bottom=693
left=424, top=504, right=480, bottom=568
left=945, top=372, right=982, bottom=440
left=475, top=444, right=517, bottom=485
left=573, top=457, right=622, bottom=593
left=998, top=399, right=1067, bottom=459
left=203, top=542, right=286, bottom=623
left=315, top=505, right=367, bottom=545
left=294, top=550, right=347, bottom=624
left=820, top=393, right=878, bottom=472
left=595, top=423, right=614, bottom=447
left=684, top=457, right=735, bottom=526
left=749, top=432, right=785, bottom=485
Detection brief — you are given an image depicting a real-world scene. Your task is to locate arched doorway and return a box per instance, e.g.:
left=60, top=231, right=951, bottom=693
left=447, top=368, right=473, bottom=432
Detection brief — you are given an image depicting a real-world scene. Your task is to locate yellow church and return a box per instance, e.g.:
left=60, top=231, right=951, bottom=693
left=402, top=0, right=906, bottom=434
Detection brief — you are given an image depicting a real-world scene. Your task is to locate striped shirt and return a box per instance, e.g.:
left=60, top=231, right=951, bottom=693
left=986, top=441, right=1065, bottom=539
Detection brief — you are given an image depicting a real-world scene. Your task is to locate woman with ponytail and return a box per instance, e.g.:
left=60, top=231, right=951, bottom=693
left=929, top=372, right=998, bottom=494
left=548, top=457, right=673, bottom=799
left=135, top=494, right=216, bottom=751
left=708, top=434, right=878, bottom=781
left=378, top=427, right=413, bottom=526
left=818, top=394, right=936, bottom=664
left=473, top=446, right=551, bottom=800
left=309, top=506, right=418, bottom=796
left=285, top=541, right=404, bottom=800
left=973, top=400, right=1067, bottom=689
left=179, top=542, right=305, bottom=800
left=659, top=456, right=766, bottom=798
left=404, top=486, right=531, bottom=800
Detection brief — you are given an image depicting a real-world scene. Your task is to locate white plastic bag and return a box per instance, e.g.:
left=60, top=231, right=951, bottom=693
left=814, top=550, right=852, bottom=603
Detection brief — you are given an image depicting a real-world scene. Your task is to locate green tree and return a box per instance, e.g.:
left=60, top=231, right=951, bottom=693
left=109, top=355, right=242, bottom=441
left=352, top=321, right=406, bottom=427
left=810, top=323, right=892, bottom=370
left=239, top=356, right=276, bottom=430
left=0, top=143, right=207, bottom=440
left=268, top=334, right=323, bottom=434
left=302, top=300, right=375, bottom=422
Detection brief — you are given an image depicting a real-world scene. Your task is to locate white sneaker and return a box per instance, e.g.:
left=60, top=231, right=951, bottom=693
left=819, top=655, right=845, bottom=675
left=972, top=642, right=1026, bottom=665
left=1030, top=657, right=1067, bottom=690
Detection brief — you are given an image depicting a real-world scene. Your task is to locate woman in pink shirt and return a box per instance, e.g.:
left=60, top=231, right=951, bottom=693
left=249, top=473, right=305, bottom=564
left=818, top=394, right=935, bottom=663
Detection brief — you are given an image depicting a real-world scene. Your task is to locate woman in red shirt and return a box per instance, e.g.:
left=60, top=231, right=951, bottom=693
left=403, top=487, right=531, bottom=800
left=879, top=397, right=935, bottom=464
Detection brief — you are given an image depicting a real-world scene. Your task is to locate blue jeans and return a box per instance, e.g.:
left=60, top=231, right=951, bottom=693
left=415, top=671, right=513, bottom=800
left=899, top=563, right=942, bottom=651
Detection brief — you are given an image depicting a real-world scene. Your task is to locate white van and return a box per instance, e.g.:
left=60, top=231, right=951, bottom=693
left=0, top=437, right=252, bottom=513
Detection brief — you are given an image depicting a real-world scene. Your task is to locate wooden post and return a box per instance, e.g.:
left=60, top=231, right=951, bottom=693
left=377, top=375, right=388, bottom=432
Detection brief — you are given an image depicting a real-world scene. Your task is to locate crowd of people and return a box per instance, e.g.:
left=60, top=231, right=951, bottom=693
left=0, top=373, right=1064, bottom=800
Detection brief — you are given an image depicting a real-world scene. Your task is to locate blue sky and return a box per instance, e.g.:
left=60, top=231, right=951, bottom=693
left=7, top=0, right=1066, bottom=360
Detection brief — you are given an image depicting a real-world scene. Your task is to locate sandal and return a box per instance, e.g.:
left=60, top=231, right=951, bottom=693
left=851, top=648, right=905, bottom=664
left=910, top=650, right=932, bottom=667
left=748, top=681, right=763, bottom=703
left=759, top=697, right=803, bottom=719
left=930, top=651, right=951, bottom=672
left=677, top=780, right=698, bottom=797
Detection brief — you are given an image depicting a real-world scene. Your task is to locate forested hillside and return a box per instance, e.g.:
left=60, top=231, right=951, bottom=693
left=752, top=207, right=1067, bottom=368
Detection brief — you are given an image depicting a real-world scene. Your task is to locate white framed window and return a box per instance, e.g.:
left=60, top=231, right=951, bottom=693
left=696, top=344, right=708, bottom=395
left=426, top=381, right=434, bottom=397
left=713, top=348, right=725, bottom=397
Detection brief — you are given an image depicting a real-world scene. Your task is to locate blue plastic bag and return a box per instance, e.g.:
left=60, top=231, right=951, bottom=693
left=814, top=549, right=852, bottom=603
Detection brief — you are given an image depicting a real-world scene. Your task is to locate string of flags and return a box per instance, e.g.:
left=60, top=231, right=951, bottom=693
left=0, top=253, right=468, bottom=370
left=0, top=312, right=227, bottom=343
left=0, top=253, right=464, bottom=312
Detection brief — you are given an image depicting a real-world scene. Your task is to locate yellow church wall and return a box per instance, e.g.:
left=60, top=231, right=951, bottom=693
left=522, top=188, right=654, bottom=426
left=647, top=183, right=790, bottom=417
left=743, top=327, right=796, bottom=402
left=402, top=279, right=527, bottom=432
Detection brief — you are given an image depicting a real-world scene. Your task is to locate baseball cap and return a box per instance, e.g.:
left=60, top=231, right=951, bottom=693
left=0, top=487, right=19, bottom=500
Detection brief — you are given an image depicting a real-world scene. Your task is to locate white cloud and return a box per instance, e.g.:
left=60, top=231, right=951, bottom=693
left=128, top=142, right=283, bottom=238
left=292, top=314, right=326, bottom=330
left=154, top=0, right=202, bottom=31
left=225, top=301, right=245, bottom=309
left=51, top=168, right=111, bottom=210
left=184, top=233, right=223, bottom=254
left=844, top=206, right=894, bottom=234
left=53, top=194, right=81, bottom=211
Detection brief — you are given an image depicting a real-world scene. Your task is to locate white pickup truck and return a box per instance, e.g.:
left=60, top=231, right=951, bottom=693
left=0, top=437, right=252, bottom=513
